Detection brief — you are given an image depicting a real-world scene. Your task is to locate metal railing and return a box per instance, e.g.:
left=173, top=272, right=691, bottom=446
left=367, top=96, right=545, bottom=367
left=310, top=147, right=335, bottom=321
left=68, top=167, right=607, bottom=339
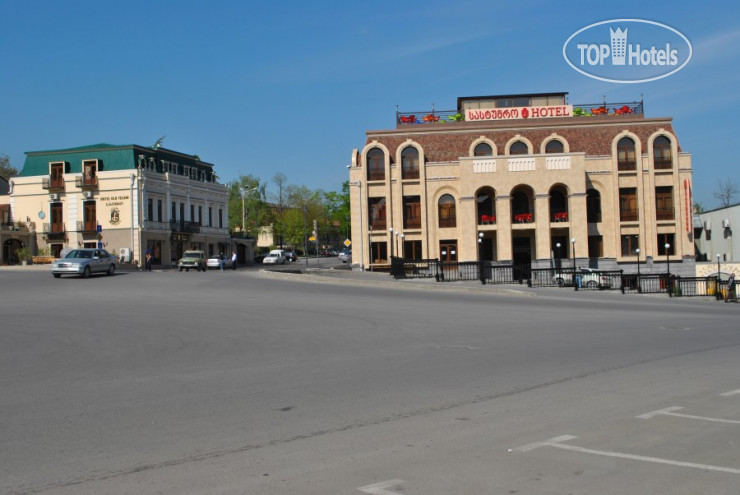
left=390, top=258, right=729, bottom=300
left=170, top=220, right=201, bottom=233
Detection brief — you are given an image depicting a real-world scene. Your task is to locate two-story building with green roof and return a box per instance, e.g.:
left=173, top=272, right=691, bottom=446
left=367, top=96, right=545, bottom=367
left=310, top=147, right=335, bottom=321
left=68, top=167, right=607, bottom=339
left=6, top=143, right=236, bottom=266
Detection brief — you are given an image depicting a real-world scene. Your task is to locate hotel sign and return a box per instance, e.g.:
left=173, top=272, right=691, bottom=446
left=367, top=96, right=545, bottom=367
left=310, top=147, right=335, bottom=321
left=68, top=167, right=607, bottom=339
left=466, top=105, right=573, bottom=122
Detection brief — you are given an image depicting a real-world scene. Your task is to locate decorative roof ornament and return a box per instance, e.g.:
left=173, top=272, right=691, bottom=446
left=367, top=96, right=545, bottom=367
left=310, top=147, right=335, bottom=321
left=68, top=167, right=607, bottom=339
left=152, top=135, right=166, bottom=149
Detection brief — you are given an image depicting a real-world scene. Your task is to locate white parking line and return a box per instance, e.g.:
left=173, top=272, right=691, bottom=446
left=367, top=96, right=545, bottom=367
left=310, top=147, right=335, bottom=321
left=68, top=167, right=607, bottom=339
left=638, top=406, right=740, bottom=424
left=357, top=479, right=404, bottom=494
left=720, top=388, right=740, bottom=397
left=514, top=435, right=740, bottom=474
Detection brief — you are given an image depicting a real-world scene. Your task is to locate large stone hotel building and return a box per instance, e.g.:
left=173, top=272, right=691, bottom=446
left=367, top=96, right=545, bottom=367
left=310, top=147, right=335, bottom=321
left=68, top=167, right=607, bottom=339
left=3, top=144, right=237, bottom=266
left=347, top=92, right=695, bottom=275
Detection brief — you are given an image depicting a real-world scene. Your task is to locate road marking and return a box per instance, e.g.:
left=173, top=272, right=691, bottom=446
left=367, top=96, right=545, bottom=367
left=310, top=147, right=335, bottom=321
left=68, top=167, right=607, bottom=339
left=514, top=435, right=740, bottom=474
left=721, top=388, right=740, bottom=397
left=358, top=479, right=404, bottom=494
left=638, top=406, right=740, bottom=424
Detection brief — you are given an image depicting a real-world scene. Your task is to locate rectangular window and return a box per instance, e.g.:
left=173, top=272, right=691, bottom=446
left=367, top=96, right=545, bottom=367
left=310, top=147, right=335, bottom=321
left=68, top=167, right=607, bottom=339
left=157, top=200, right=163, bottom=221
left=148, top=198, right=153, bottom=220
left=219, top=209, right=223, bottom=228
left=50, top=162, right=65, bottom=189
left=619, top=188, right=638, bottom=221
left=588, top=235, right=604, bottom=258
left=190, top=204, right=195, bottom=222
left=209, top=207, right=213, bottom=227
left=655, top=186, right=674, bottom=220
left=198, top=206, right=202, bottom=224
left=368, top=197, right=386, bottom=230
left=82, top=160, right=97, bottom=187
left=370, top=242, right=388, bottom=264
left=403, top=196, right=421, bottom=229
left=657, top=233, right=675, bottom=256
left=403, top=240, right=423, bottom=260
left=50, top=203, right=64, bottom=233
left=172, top=202, right=177, bottom=221
left=620, top=235, right=638, bottom=257
left=83, top=201, right=97, bottom=231
left=439, top=240, right=458, bottom=262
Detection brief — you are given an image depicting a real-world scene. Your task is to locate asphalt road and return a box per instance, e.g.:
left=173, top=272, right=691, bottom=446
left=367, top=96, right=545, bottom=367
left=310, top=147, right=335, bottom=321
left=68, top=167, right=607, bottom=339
left=1, top=265, right=739, bottom=494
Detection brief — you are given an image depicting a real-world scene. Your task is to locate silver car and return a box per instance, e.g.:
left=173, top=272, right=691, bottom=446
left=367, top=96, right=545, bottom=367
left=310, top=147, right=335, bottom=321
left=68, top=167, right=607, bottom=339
left=51, top=248, right=117, bottom=278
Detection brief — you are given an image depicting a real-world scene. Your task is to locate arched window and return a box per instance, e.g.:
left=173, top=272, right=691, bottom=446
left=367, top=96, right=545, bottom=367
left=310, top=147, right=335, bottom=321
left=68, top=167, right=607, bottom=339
left=617, top=137, right=636, bottom=171
left=549, top=189, right=568, bottom=222
left=587, top=189, right=602, bottom=223
left=367, top=148, right=385, bottom=181
left=509, top=141, right=529, bottom=155
left=653, top=136, right=672, bottom=169
left=511, top=188, right=534, bottom=223
left=474, top=142, right=493, bottom=156
left=401, top=147, right=419, bottom=179
left=476, top=188, right=496, bottom=225
left=545, top=140, right=564, bottom=154
left=438, top=194, right=456, bottom=228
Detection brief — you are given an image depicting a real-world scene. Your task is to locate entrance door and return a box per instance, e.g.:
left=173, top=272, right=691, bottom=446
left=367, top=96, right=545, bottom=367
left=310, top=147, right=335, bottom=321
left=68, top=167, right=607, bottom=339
left=512, top=237, right=531, bottom=281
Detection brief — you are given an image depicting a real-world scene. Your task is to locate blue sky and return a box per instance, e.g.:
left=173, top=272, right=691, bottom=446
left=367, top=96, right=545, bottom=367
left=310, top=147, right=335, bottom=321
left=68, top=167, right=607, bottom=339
left=1, top=0, right=739, bottom=209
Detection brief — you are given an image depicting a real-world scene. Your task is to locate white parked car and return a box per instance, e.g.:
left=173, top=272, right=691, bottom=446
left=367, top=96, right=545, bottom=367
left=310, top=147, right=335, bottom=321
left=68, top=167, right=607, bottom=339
left=51, top=248, right=117, bottom=278
left=552, top=268, right=612, bottom=289
left=262, top=249, right=287, bottom=265
left=207, top=255, right=233, bottom=269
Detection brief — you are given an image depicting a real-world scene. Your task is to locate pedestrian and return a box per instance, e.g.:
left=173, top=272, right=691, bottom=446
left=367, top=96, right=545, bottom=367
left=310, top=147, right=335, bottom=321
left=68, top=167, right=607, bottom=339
left=145, top=252, right=152, bottom=271
left=726, top=273, right=737, bottom=303
left=219, top=252, right=224, bottom=271
left=231, top=250, right=237, bottom=270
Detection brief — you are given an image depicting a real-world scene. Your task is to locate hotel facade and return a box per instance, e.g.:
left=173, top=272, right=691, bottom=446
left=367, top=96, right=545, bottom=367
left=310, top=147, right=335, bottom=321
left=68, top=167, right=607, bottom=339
left=4, top=144, right=242, bottom=266
left=347, top=92, right=695, bottom=276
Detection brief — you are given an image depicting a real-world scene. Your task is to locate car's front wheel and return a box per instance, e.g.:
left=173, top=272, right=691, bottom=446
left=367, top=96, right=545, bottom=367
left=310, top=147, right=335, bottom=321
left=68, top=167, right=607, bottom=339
left=586, top=280, right=598, bottom=289
left=82, top=266, right=91, bottom=279
left=555, top=277, right=565, bottom=287
left=52, top=273, right=61, bottom=278
left=107, top=264, right=115, bottom=276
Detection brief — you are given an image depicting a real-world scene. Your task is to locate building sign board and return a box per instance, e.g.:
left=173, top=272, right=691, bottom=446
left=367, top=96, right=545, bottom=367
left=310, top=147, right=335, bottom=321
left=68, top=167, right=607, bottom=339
left=465, top=105, right=573, bottom=122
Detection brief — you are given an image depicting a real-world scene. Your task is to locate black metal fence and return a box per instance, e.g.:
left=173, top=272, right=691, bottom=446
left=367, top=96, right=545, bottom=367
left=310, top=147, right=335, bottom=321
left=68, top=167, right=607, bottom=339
left=390, top=257, right=730, bottom=299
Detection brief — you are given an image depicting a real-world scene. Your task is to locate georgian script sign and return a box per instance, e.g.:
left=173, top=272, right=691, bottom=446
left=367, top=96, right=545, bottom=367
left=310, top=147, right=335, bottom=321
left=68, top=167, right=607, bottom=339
left=466, top=105, right=573, bottom=122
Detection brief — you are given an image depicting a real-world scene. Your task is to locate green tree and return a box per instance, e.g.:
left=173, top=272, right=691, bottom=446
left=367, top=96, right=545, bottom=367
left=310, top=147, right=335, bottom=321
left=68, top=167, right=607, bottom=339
left=0, top=154, right=19, bottom=180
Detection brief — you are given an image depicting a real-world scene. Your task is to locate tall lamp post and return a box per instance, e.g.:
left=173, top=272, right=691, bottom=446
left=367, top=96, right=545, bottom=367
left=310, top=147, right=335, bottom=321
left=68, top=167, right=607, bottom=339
left=400, top=233, right=405, bottom=259
left=389, top=227, right=394, bottom=258
left=717, top=253, right=722, bottom=299
left=635, top=248, right=641, bottom=292
left=395, top=230, right=400, bottom=258
left=555, top=242, right=561, bottom=268
left=665, top=242, right=671, bottom=295
left=240, top=186, right=258, bottom=234
left=571, top=237, right=577, bottom=291
left=479, top=232, right=485, bottom=285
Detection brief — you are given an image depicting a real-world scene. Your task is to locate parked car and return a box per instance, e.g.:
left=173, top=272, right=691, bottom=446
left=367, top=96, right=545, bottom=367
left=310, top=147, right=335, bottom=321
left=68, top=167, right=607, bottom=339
left=284, top=251, right=297, bottom=262
left=207, top=255, right=233, bottom=269
left=338, top=250, right=352, bottom=263
left=263, top=249, right=287, bottom=265
left=552, top=267, right=612, bottom=289
left=51, top=248, right=117, bottom=278
left=178, top=250, right=207, bottom=272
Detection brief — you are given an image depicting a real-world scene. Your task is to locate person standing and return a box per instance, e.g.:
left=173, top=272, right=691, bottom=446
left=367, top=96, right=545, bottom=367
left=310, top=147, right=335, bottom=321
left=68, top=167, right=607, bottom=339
left=231, top=250, right=237, bottom=270
left=145, top=252, right=152, bottom=272
left=726, top=273, right=737, bottom=303
left=219, top=252, right=224, bottom=271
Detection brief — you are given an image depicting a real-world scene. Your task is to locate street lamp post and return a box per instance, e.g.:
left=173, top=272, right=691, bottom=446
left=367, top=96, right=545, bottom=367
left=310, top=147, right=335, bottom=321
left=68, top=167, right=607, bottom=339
left=395, top=231, right=400, bottom=258
left=389, top=227, right=394, bottom=258
left=479, top=232, right=485, bottom=285
left=400, top=233, right=405, bottom=259
left=717, top=253, right=722, bottom=299
left=635, top=248, right=641, bottom=292
left=369, top=225, right=373, bottom=272
left=240, top=186, right=258, bottom=235
left=665, top=242, right=671, bottom=295
left=555, top=242, right=561, bottom=268
left=571, top=237, right=577, bottom=291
